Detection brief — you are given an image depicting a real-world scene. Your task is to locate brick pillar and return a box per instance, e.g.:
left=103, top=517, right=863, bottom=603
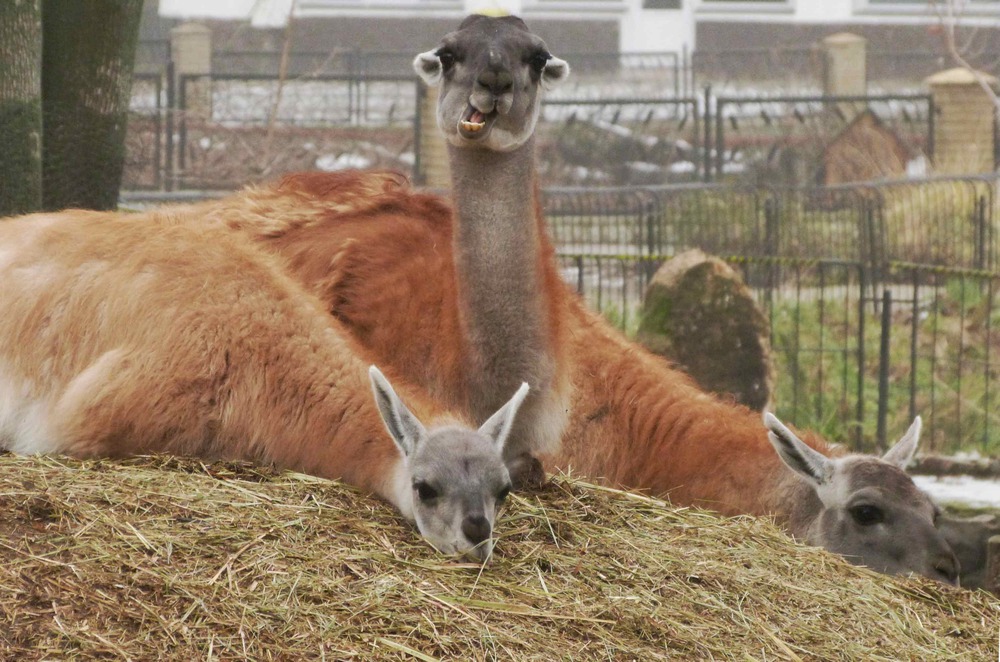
left=822, top=33, right=866, bottom=124
left=417, top=83, right=450, bottom=188
left=926, top=67, right=999, bottom=175
left=170, top=22, right=212, bottom=120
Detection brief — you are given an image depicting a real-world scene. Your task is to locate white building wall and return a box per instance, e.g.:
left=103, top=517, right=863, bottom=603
left=160, top=0, right=999, bottom=52
left=620, top=0, right=694, bottom=53
left=795, top=0, right=854, bottom=22
left=160, top=0, right=294, bottom=26
left=689, top=0, right=853, bottom=26
left=466, top=0, right=524, bottom=15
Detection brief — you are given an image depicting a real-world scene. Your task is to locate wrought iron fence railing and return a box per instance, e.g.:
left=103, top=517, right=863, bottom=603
left=125, top=66, right=958, bottom=192
left=119, top=62, right=1000, bottom=456
left=545, top=176, right=1000, bottom=456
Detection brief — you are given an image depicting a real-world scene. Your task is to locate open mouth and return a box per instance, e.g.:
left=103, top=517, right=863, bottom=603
left=458, top=105, right=495, bottom=139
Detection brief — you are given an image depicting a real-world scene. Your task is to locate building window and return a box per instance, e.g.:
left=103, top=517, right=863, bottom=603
left=860, top=0, right=1000, bottom=16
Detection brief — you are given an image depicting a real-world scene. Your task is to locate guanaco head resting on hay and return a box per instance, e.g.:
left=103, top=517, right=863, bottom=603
left=370, top=366, right=528, bottom=562
left=765, top=413, right=959, bottom=584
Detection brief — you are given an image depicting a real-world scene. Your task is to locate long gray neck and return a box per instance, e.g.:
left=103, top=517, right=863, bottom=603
left=447, top=137, right=553, bottom=420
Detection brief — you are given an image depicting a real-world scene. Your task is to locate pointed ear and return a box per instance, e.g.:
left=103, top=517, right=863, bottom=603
left=478, top=382, right=530, bottom=453
left=542, top=55, right=570, bottom=91
left=763, top=412, right=833, bottom=488
left=882, top=416, right=921, bottom=469
left=369, top=365, right=427, bottom=458
left=413, top=49, right=443, bottom=86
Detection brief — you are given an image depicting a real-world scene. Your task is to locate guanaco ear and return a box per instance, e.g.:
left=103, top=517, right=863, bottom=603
left=764, top=412, right=833, bottom=488
left=478, top=382, right=530, bottom=453
left=413, top=49, right=443, bottom=85
left=369, top=365, right=427, bottom=458
left=882, top=416, right=921, bottom=469
left=542, top=55, right=570, bottom=91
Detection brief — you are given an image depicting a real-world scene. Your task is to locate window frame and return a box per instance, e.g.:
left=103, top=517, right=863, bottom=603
left=854, top=0, right=1000, bottom=18
left=694, top=0, right=795, bottom=16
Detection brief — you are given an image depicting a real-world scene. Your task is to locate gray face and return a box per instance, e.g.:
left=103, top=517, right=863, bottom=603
left=413, top=15, right=570, bottom=152
left=936, top=513, right=1000, bottom=590
left=408, top=428, right=513, bottom=561
left=812, top=458, right=958, bottom=582
left=766, top=414, right=960, bottom=584
left=369, top=365, right=529, bottom=562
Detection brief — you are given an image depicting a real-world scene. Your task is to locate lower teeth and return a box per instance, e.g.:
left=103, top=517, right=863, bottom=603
left=460, top=121, right=485, bottom=132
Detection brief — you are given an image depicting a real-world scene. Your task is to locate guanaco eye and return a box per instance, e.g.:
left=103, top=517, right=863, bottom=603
left=528, top=51, right=550, bottom=73
left=414, top=481, right=439, bottom=502
left=496, top=485, right=511, bottom=503
left=437, top=49, right=456, bottom=71
left=850, top=504, right=884, bottom=526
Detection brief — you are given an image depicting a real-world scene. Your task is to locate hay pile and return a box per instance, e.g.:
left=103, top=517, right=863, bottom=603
left=0, top=454, right=996, bottom=660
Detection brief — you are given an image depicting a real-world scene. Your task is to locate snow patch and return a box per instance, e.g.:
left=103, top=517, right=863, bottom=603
left=913, top=474, right=1000, bottom=509
left=315, top=153, right=372, bottom=172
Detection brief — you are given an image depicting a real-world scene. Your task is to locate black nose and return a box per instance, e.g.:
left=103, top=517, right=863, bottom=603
left=476, top=68, right=513, bottom=96
left=933, top=551, right=960, bottom=585
left=462, top=515, right=491, bottom=545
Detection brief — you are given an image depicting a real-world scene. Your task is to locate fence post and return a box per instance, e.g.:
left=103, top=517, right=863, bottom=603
left=862, top=194, right=884, bottom=311
left=821, top=33, right=867, bottom=125
left=976, top=194, right=987, bottom=272
left=987, top=535, right=1000, bottom=596
left=763, top=193, right=779, bottom=308
left=702, top=85, right=712, bottom=183
left=714, top=95, right=724, bottom=181
left=164, top=59, right=175, bottom=192
left=416, top=81, right=450, bottom=188
left=925, top=68, right=999, bottom=175
left=855, top=266, right=867, bottom=450
left=876, top=289, right=892, bottom=454
left=909, top=273, right=919, bottom=424
left=178, top=77, right=188, bottom=174
left=170, top=22, right=212, bottom=190
left=169, top=23, right=212, bottom=119
left=153, top=75, right=163, bottom=191
left=644, top=194, right=658, bottom=257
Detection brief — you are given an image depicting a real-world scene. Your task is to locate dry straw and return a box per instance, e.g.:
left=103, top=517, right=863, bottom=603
left=0, top=453, right=996, bottom=660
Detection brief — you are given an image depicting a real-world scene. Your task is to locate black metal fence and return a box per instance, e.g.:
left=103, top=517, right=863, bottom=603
left=708, top=93, right=933, bottom=185
left=546, top=176, right=1000, bottom=456
left=690, top=47, right=997, bottom=93
left=208, top=49, right=688, bottom=97
left=125, top=70, right=422, bottom=191
left=124, top=67, right=942, bottom=191
left=118, top=63, right=1000, bottom=456
left=138, top=38, right=998, bottom=96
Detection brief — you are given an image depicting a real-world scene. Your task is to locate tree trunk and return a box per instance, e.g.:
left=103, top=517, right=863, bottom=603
left=0, top=0, right=43, bottom=216
left=41, top=0, right=144, bottom=211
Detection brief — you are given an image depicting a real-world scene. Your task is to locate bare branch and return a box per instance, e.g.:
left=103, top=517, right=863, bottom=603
left=930, top=0, right=1000, bottom=122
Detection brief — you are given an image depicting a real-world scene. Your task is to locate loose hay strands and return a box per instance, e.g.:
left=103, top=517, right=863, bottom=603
left=0, top=454, right=996, bottom=660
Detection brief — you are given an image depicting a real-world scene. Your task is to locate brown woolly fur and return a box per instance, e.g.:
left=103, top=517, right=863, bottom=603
left=8, top=171, right=950, bottom=578
left=169, top=172, right=468, bottom=410
left=204, top=171, right=814, bottom=521
left=0, top=454, right=996, bottom=660
left=177, top=170, right=572, bottom=449
left=0, top=203, right=423, bottom=486
left=186, top=171, right=964, bottom=581
left=561, top=303, right=822, bottom=520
